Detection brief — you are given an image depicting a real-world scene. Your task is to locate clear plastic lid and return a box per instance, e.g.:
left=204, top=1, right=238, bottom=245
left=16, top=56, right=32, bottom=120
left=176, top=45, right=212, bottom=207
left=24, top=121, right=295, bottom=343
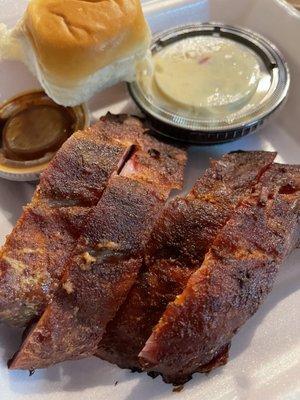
left=128, top=23, right=290, bottom=144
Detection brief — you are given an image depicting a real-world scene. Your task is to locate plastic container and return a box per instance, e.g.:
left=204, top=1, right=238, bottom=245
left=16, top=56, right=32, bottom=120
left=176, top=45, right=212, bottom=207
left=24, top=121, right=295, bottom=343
left=0, top=91, right=89, bottom=181
left=128, top=22, right=290, bottom=144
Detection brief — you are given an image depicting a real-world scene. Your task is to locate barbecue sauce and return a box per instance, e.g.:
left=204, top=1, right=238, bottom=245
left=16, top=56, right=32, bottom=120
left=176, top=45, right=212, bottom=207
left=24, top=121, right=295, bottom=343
left=0, top=91, right=89, bottom=172
left=0, top=92, right=78, bottom=162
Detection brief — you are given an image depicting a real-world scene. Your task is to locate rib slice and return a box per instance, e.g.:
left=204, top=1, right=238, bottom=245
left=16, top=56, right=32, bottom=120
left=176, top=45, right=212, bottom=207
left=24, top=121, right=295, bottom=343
left=96, top=151, right=276, bottom=370
left=139, top=164, right=300, bottom=385
left=0, top=116, right=140, bottom=327
left=9, top=120, right=187, bottom=370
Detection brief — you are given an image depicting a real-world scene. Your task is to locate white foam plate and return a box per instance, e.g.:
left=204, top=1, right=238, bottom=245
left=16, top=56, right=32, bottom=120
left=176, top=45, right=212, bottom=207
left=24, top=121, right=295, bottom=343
left=0, top=1, right=299, bottom=399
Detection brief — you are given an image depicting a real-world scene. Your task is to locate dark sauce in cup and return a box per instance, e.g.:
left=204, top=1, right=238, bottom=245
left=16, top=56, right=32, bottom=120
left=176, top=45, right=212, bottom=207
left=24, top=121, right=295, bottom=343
left=0, top=91, right=86, bottom=162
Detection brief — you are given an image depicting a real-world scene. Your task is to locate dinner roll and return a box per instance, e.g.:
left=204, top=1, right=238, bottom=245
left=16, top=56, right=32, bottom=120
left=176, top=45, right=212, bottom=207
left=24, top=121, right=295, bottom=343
left=0, top=0, right=151, bottom=105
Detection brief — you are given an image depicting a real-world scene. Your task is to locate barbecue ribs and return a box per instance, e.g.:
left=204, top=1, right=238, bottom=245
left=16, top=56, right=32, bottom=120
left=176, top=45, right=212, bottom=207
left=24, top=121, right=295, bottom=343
left=97, top=151, right=276, bottom=370
left=139, top=164, right=300, bottom=384
left=8, top=115, right=187, bottom=369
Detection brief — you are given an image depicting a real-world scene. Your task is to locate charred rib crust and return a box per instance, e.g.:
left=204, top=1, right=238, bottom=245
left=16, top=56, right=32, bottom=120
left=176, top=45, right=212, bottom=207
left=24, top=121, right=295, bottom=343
left=96, top=151, right=276, bottom=370
left=1, top=114, right=182, bottom=326
left=9, top=116, right=186, bottom=369
left=139, top=165, right=300, bottom=384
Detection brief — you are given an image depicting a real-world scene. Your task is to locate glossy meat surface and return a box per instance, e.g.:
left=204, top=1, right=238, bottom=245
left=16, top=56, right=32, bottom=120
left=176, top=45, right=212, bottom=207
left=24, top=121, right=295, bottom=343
left=97, top=151, right=276, bottom=369
left=140, top=165, right=300, bottom=384
left=9, top=120, right=187, bottom=369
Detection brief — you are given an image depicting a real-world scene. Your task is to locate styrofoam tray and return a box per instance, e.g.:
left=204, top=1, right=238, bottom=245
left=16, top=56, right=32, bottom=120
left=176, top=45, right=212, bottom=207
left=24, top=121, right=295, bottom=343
left=0, top=1, right=299, bottom=399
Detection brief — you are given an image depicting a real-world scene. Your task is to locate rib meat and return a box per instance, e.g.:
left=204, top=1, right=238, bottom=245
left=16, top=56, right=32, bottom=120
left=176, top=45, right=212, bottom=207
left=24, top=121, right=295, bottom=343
left=96, top=151, right=276, bottom=370
left=9, top=117, right=187, bottom=370
left=139, top=164, right=300, bottom=384
left=0, top=117, right=135, bottom=326
left=0, top=113, right=185, bottom=327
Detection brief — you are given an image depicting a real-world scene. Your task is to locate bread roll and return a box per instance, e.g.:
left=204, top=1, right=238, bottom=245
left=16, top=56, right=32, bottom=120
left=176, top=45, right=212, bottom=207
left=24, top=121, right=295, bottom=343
left=0, top=0, right=151, bottom=106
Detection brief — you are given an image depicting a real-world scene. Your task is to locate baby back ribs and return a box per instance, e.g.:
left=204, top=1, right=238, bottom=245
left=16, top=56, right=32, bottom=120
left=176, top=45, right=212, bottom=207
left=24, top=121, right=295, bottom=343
left=96, top=151, right=276, bottom=370
left=0, top=116, right=137, bottom=327
left=9, top=117, right=187, bottom=370
left=139, top=164, right=300, bottom=385
left=0, top=112, right=186, bottom=327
